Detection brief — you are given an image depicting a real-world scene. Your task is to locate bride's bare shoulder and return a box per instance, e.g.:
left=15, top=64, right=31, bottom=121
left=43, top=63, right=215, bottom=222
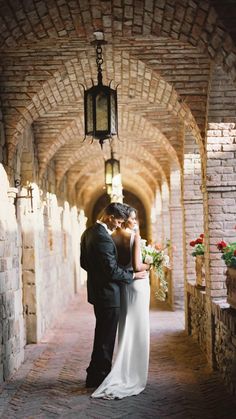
left=112, top=228, right=131, bottom=245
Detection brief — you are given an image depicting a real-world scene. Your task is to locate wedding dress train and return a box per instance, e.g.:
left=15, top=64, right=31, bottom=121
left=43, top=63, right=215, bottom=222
left=91, top=235, right=150, bottom=400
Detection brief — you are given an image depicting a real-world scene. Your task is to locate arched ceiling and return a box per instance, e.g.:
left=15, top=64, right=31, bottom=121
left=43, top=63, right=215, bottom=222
left=0, top=0, right=235, bottom=210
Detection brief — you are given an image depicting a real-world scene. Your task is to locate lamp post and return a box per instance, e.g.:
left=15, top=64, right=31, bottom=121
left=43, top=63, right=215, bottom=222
left=83, top=31, right=118, bottom=148
left=105, top=150, right=123, bottom=203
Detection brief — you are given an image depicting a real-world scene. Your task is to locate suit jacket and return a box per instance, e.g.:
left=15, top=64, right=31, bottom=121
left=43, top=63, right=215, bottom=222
left=80, top=223, right=133, bottom=307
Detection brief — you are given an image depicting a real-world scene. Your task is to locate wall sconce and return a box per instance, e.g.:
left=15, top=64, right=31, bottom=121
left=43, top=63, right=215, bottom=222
left=14, top=180, right=34, bottom=213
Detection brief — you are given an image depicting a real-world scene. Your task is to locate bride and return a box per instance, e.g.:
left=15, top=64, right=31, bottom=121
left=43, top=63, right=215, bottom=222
left=91, top=205, right=150, bottom=400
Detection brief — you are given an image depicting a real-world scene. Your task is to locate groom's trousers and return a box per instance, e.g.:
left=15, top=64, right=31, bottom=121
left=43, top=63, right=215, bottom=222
left=86, top=304, right=120, bottom=387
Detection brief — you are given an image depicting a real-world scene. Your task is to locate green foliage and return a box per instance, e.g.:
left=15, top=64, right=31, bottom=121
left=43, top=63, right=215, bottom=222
left=192, top=243, right=205, bottom=257
left=221, top=242, right=236, bottom=268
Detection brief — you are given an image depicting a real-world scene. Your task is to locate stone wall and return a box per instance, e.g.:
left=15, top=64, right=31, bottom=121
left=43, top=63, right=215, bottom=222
left=212, top=301, right=236, bottom=394
left=187, top=282, right=236, bottom=394
left=0, top=164, right=25, bottom=382
left=19, top=187, right=83, bottom=343
left=0, top=162, right=85, bottom=383
left=187, top=283, right=207, bottom=353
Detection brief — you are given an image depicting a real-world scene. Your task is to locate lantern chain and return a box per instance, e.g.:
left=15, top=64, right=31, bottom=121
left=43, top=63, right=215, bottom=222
left=96, top=44, right=103, bottom=84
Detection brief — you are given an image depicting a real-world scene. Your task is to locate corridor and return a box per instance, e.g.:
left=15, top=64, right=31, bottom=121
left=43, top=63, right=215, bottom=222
left=0, top=288, right=235, bottom=419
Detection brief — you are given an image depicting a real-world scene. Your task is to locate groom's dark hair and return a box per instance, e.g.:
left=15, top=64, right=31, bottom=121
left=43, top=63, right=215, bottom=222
left=103, top=203, right=129, bottom=220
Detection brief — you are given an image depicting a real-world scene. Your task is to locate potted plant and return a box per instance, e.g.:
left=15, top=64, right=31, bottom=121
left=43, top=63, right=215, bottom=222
left=189, top=234, right=205, bottom=287
left=217, top=240, right=236, bottom=308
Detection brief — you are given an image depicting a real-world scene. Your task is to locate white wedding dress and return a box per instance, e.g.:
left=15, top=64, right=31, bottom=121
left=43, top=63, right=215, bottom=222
left=91, top=234, right=150, bottom=400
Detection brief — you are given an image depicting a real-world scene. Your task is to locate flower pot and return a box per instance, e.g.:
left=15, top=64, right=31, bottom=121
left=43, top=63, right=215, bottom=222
left=195, top=255, right=205, bottom=288
left=226, top=267, right=236, bottom=309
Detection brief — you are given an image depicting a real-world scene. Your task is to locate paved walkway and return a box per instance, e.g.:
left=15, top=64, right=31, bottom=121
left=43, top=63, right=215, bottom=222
left=0, top=288, right=236, bottom=419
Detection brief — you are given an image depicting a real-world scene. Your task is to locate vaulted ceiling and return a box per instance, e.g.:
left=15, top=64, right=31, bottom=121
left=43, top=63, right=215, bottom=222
left=0, top=0, right=235, bottom=210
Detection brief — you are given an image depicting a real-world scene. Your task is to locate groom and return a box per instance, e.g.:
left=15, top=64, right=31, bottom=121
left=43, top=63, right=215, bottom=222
left=80, top=202, right=146, bottom=388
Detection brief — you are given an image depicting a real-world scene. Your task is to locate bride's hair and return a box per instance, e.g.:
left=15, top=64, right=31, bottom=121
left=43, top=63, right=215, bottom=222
left=122, top=204, right=137, bottom=218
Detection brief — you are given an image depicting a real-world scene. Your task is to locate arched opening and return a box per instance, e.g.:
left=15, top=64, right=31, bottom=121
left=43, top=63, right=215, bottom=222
left=0, top=0, right=235, bottom=397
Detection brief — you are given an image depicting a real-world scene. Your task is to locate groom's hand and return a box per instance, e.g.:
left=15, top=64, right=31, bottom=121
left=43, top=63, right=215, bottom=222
left=133, top=270, right=147, bottom=280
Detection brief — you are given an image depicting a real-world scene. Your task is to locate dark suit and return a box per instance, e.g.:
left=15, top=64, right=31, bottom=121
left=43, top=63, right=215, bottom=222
left=80, top=222, right=133, bottom=387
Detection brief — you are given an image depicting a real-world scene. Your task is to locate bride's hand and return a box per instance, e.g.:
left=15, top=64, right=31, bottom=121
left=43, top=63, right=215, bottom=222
left=145, top=263, right=152, bottom=271
left=134, top=270, right=147, bottom=280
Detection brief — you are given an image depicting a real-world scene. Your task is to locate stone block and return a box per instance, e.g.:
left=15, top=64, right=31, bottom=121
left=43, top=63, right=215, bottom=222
left=15, top=350, right=24, bottom=370
left=2, top=291, right=14, bottom=318
left=0, top=220, right=6, bottom=241
left=23, top=269, right=35, bottom=284
left=22, top=230, right=35, bottom=248
left=0, top=364, right=3, bottom=383
left=5, top=337, right=13, bottom=357
left=3, top=353, right=16, bottom=380
left=0, top=242, right=4, bottom=258
left=14, top=288, right=23, bottom=315
left=23, top=283, right=36, bottom=313
left=10, top=270, right=20, bottom=292
left=26, top=313, right=37, bottom=343
left=22, top=248, right=35, bottom=270
left=0, top=272, right=6, bottom=293
left=2, top=319, right=8, bottom=343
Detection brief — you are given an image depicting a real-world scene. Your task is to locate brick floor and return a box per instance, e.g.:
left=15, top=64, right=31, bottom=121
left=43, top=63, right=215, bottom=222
left=0, top=288, right=236, bottom=419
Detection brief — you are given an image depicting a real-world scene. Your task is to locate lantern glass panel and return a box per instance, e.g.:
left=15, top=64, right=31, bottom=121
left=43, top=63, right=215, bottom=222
left=86, top=93, right=93, bottom=133
left=113, top=160, right=120, bottom=177
left=96, top=91, right=108, bottom=131
left=110, top=91, right=117, bottom=134
left=105, top=161, right=113, bottom=185
left=106, top=184, right=112, bottom=195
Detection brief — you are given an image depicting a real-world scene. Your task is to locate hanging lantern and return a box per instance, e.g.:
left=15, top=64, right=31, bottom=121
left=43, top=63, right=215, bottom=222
left=105, top=150, right=123, bottom=203
left=84, top=31, right=118, bottom=148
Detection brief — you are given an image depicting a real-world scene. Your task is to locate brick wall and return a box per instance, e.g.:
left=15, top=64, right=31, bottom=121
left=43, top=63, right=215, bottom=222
left=206, top=66, right=236, bottom=299
left=183, top=131, right=204, bottom=282
left=169, top=167, right=185, bottom=308
left=186, top=63, right=236, bottom=392
left=161, top=181, right=170, bottom=243
left=0, top=109, right=6, bottom=164
left=151, top=188, right=163, bottom=244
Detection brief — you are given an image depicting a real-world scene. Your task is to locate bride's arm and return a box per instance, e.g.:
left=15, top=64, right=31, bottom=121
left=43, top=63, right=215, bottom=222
left=132, top=231, right=150, bottom=272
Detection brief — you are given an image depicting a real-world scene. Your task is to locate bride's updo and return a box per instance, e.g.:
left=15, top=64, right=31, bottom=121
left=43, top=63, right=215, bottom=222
left=122, top=204, right=137, bottom=219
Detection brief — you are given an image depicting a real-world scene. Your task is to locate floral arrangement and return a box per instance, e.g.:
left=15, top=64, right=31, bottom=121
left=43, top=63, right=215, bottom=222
left=217, top=240, right=236, bottom=268
left=189, top=234, right=205, bottom=257
left=141, top=239, right=171, bottom=301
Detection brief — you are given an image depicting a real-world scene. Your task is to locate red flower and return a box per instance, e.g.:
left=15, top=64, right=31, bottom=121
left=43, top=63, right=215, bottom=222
left=189, top=240, right=196, bottom=247
left=200, top=233, right=204, bottom=238
left=196, top=238, right=203, bottom=244
left=234, top=249, right=236, bottom=256
left=217, top=241, right=227, bottom=251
